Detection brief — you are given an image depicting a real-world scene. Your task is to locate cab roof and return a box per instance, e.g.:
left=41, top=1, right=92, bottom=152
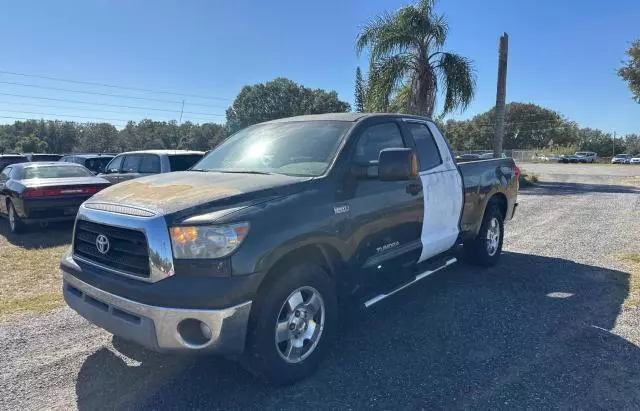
left=263, top=112, right=434, bottom=124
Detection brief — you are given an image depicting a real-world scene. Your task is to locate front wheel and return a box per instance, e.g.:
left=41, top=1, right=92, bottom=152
left=463, top=203, right=504, bottom=266
left=241, top=263, right=337, bottom=385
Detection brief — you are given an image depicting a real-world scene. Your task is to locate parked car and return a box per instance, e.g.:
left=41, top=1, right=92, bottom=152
left=60, top=154, right=115, bottom=174
left=575, top=151, right=598, bottom=163
left=611, top=154, right=633, bottom=164
left=559, top=154, right=580, bottom=163
left=26, top=153, right=63, bottom=162
left=478, top=152, right=508, bottom=160
left=455, top=153, right=481, bottom=162
left=0, top=154, right=29, bottom=172
left=0, top=162, right=110, bottom=233
left=99, top=150, right=205, bottom=184
left=61, top=113, right=519, bottom=384
left=630, top=155, right=640, bottom=164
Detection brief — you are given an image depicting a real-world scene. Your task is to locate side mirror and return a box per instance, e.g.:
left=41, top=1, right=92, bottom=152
left=378, top=148, right=418, bottom=181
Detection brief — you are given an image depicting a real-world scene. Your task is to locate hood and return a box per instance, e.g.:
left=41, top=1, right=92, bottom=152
left=85, top=171, right=311, bottom=215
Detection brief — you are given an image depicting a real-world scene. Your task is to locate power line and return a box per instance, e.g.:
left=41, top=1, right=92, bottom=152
left=0, top=92, right=225, bottom=117
left=0, top=108, right=131, bottom=123
left=0, top=101, right=221, bottom=123
left=0, top=80, right=228, bottom=109
left=0, top=69, right=231, bottom=101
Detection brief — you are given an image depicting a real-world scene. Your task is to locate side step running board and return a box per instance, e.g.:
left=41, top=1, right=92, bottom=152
left=364, top=258, right=457, bottom=308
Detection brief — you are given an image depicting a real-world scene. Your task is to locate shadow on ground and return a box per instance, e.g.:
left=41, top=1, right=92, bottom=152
left=0, top=220, right=73, bottom=248
left=520, top=181, right=639, bottom=196
left=75, top=252, right=640, bottom=410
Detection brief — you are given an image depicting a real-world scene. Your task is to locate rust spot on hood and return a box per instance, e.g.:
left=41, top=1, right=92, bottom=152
left=89, top=179, right=242, bottom=212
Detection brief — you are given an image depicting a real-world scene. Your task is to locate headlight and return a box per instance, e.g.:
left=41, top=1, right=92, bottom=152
left=169, top=222, right=249, bottom=259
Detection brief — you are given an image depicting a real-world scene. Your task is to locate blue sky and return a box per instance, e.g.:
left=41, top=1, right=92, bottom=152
left=0, top=0, right=638, bottom=134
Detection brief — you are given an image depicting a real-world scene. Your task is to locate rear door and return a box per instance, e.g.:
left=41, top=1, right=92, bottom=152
left=138, top=154, right=162, bottom=177
left=401, top=120, right=463, bottom=262
left=347, top=120, right=424, bottom=284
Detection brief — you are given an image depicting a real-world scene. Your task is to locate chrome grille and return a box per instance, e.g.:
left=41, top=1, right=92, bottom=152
left=73, top=220, right=150, bottom=278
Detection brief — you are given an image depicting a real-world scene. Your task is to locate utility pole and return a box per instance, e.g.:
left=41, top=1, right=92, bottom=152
left=493, top=33, right=509, bottom=158
left=179, top=100, right=185, bottom=123
left=612, top=131, right=616, bottom=157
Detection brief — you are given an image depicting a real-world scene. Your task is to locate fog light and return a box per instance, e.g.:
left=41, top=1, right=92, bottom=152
left=177, top=318, right=213, bottom=348
left=199, top=321, right=212, bottom=340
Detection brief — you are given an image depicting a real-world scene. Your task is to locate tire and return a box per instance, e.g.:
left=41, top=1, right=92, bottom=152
left=463, top=203, right=504, bottom=266
left=7, top=202, right=25, bottom=234
left=241, top=262, right=337, bottom=385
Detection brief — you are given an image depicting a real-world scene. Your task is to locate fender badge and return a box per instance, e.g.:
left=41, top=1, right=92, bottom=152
left=333, top=204, right=349, bottom=214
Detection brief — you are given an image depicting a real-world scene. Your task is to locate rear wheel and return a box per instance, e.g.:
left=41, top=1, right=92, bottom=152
left=241, top=263, right=337, bottom=385
left=7, top=202, right=25, bottom=234
left=464, top=203, right=504, bottom=266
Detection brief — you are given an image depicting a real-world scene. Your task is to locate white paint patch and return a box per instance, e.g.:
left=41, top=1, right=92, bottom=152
left=546, top=292, right=574, bottom=299
left=417, top=122, right=464, bottom=263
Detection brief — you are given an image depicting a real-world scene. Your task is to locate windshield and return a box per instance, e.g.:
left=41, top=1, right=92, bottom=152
left=23, top=165, right=93, bottom=179
left=192, top=121, right=351, bottom=176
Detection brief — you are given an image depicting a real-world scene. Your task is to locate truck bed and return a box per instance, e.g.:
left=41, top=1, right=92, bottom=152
left=457, top=157, right=518, bottom=239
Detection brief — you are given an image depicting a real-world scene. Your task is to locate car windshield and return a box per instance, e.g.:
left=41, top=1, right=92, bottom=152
left=192, top=121, right=351, bottom=176
left=22, top=165, right=93, bottom=179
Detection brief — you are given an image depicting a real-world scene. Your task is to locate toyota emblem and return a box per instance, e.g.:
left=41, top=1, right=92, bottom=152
left=95, top=234, right=110, bottom=255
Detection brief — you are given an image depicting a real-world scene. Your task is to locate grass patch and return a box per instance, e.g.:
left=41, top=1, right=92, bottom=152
left=0, top=223, right=72, bottom=321
left=0, top=292, right=63, bottom=321
left=618, top=253, right=640, bottom=308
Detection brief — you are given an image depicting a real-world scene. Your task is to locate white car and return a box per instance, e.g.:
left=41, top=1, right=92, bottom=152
left=575, top=151, right=598, bottom=163
left=630, top=155, right=640, bottom=164
left=611, top=154, right=633, bottom=164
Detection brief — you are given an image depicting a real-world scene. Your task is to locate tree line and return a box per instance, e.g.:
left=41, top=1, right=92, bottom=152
left=441, top=102, right=640, bottom=156
left=0, top=119, right=227, bottom=154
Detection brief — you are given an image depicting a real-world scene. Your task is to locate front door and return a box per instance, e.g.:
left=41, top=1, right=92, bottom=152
left=401, top=120, right=463, bottom=262
left=347, top=120, right=424, bottom=288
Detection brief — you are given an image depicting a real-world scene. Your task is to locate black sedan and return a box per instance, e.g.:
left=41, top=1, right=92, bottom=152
left=0, top=162, right=111, bottom=233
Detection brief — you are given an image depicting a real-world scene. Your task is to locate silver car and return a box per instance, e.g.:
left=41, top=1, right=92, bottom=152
left=100, top=150, right=205, bottom=184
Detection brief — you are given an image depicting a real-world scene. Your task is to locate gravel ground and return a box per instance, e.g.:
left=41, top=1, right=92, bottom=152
left=1, top=167, right=639, bottom=410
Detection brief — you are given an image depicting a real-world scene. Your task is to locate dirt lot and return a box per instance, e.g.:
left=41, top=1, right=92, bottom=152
left=1, top=164, right=639, bottom=410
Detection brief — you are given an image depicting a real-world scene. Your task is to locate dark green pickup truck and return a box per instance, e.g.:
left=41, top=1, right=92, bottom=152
left=61, top=113, right=519, bottom=384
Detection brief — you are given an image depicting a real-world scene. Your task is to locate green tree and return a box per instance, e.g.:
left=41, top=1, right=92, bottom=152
left=15, top=134, right=48, bottom=153
left=76, top=123, right=120, bottom=153
left=225, top=77, right=350, bottom=131
left=354, top=67, right=366, bottom=112
left=356, top=0, right=476, bottom=117
left=618, top=39, right=640, bottom=103
left=442, top=103, right=578, bottom=151
left=179, top=122, right=227, bottom=150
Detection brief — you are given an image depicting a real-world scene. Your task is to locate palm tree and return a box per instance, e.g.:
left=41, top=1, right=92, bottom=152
left=356, top=0, right=476, bottom=117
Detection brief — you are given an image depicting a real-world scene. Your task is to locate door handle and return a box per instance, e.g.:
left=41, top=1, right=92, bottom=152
left=406, top=182, right=423, bottom=196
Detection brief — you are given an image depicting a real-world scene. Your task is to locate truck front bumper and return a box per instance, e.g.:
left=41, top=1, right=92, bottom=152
left=63, top=272, right=252, bottom=355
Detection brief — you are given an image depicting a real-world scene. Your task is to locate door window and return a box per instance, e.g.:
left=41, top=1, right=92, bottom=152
left=354, top=122, right=405, bottom=163
left=139, top=155, right=161, bottom=173
left=105, top=156, right=124, bottom=173
left=121, top=155, right=141, bottom=173
left=405, top=123, right=442, bottom=171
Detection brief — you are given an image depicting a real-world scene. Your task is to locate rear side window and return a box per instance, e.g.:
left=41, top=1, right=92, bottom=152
left=406, top=123, right=442, bottom=171
left=122, top=155, right=141, bottom=173
left=139, top=154, right=161, bottom=173
left=169, top=154, right=204, bottom=171
left=354, top=123, right=405, bottom=163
